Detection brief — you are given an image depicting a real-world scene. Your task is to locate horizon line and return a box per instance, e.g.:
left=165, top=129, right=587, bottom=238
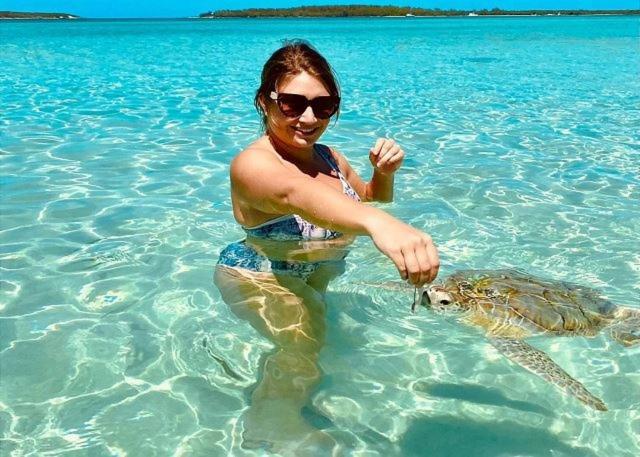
left=3, top=7, right=640, bottom=20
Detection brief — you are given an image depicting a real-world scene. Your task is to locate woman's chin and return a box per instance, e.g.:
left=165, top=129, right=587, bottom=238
left=291, top=135, right=316, bottom=147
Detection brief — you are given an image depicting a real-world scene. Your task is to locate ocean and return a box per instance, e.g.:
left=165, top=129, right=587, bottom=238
left=1, top=16, right=639, bottom=456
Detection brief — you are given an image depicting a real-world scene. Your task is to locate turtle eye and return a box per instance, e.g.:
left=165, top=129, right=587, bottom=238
left=484, top=288, right=498, bottom=298
left=440, top=300, right=451, bottom=306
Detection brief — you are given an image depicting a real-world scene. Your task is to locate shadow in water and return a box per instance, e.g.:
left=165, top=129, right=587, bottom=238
left=400, top=415, right=598, bottom=457
left=414, top=381, right=552, bottom=416
left=301, top=404, right=335, bottom=430
left=201, top=337, right=246, bottom=381
left=460, top=56, right=501, bottom=64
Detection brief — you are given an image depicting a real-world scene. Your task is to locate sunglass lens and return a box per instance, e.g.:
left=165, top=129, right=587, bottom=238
left=312, top=97, right=338, bottom=119
left=277, top=94, right=307, bottom=117
left=275, top=94, right=339, bottom=119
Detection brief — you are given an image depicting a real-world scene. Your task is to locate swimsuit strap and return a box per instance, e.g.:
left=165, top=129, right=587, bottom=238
left=314, top=145, right=352, bottom=190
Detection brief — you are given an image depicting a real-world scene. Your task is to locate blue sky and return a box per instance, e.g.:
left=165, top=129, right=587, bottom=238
left=3, top=1, right=638, bottom=18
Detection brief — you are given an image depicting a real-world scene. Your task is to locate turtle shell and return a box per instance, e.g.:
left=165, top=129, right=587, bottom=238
left=443, top=270, right=617, bottom=336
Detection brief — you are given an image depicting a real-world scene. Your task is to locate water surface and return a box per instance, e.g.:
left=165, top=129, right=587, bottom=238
left=1, top=16, right=639, bottom=456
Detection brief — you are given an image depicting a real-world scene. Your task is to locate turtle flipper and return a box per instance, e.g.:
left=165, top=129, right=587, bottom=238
left=609, top=307, right=640, bottom=347
left=489, top=337, right=608, bottom=411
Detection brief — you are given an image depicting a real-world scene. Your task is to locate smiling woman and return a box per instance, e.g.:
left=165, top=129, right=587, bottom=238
left=220, top=40, right=439, bottom=283
left=213, top=40, right=439, bottom=452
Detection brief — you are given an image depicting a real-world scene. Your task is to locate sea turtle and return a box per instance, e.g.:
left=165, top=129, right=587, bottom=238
left=419, top=269, right=640, bottom=411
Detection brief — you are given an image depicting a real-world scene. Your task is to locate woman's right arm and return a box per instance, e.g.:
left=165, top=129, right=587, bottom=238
left=231, top=148, right=440, bottom=286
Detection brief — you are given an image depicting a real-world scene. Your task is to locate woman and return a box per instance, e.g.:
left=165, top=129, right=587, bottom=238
left=214, top=41, right=439, bottom=451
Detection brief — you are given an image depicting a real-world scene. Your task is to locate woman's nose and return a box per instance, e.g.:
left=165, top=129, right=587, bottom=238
left=298, top=105, right=317, bottom=122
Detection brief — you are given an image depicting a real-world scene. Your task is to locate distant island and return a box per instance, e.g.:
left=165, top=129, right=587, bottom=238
left=199, top=6, right=640, bottom=18
left=0, top=11, right=78, bottom=19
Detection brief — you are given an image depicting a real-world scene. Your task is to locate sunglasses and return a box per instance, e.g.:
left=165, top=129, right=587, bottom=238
left=269, top=91, right=340, bottom=119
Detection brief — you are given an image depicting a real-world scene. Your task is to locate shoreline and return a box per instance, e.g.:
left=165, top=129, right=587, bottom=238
left=0, top=12, right=78, bottom=20
left=198, top=13, right=639, bottom=19
left=0, top=17, right=78, bottom=20
left=2, top=13, right=637, bottom=21
left=199, top=6, right=640, bottom=19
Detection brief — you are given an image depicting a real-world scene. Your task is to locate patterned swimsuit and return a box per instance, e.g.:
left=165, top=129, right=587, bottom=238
left=217, top=145, right=361, bottom=279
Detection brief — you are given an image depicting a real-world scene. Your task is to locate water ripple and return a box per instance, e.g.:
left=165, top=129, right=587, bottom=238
left=1, top=16, right=639, bottom=456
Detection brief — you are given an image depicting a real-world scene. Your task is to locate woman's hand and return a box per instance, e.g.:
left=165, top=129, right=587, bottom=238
left=366, top=216, right=440, bottom=287
left=369, top=138, right=404, bottom=176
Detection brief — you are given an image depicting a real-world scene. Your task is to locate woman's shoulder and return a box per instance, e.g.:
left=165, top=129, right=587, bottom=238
left=232, top=138, right=278, bottom=169
left=231, top=138, right=295, bottom=189
left=236, top=136, right=272, bottom=157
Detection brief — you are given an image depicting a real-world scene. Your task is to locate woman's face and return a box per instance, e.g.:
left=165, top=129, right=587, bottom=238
left=264, top=71, right=333, bottom=151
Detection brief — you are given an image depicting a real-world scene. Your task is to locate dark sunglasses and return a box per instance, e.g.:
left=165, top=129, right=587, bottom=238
left=269, top=91, right=340, bottom=119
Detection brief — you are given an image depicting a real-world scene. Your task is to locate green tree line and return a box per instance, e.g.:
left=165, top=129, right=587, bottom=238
left=0, top=11, right=78, bottom=19
left=199, top=5, right=639, bottom=18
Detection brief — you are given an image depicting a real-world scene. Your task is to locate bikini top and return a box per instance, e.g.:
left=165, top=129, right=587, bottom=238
left=242, top=145, right=361, bottom=241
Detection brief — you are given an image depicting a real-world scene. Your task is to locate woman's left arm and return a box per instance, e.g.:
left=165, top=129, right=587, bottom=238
left=332, top=138, right=404, bottom=203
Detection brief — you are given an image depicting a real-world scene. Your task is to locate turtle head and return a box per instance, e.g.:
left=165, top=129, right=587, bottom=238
left=422, top=285, right=466, bottom=314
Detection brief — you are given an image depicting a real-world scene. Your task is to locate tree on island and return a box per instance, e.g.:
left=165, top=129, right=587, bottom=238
left=198, top=5, right=639, bottom=18
left=0, top=11, right=78, bottom=19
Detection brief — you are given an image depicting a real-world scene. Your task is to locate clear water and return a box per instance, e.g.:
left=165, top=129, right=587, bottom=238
left=1, top=16, right=639, bottom=456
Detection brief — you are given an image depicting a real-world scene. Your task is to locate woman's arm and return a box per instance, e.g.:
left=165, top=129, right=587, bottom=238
left=231, top=147, right=439, bottom=285
left=330, top=138, right=404, bottom=203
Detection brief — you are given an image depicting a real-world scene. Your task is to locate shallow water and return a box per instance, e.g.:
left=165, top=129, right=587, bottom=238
left=1, top=16, right=639, bottom=456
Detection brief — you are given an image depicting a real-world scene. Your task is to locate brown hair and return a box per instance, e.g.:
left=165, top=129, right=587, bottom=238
left=254, top=40, right=340, bottom=131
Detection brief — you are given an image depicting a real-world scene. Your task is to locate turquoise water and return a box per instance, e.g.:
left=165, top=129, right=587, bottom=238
left=1, top=16, right=639, bottom=456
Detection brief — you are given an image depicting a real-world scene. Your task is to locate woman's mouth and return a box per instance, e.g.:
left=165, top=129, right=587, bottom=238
left=292, top=126, right=318, bottom=136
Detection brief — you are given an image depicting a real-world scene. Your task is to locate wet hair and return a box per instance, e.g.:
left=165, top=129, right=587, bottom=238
left=254, top=40, right=340, bottom=131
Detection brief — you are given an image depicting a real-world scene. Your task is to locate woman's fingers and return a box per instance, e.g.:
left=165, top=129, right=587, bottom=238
left=369, top=138, right=386, bottom=159
left=401, top=235, right=439, bottom=287
left=377, top=146, right=403, bottom=168
left=414, top=241, right=433, bottom=286
left=388, top=248, right=408, bottom=281
left=402, top=235, right=440, bottom=287
left=425, top=237, right=440, bottom=283
left=371, top=139, right=403, bottom=165
left=369, top=219, right=439, bottom=287
left=402, top=247, right=421, bottom=285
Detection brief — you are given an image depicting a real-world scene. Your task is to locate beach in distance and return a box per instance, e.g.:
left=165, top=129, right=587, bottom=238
left=198, top=5, right=640, bottom=18
left=1, top=13, right=639, bottom=457
left=3, top=5, right=640, bottom=19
